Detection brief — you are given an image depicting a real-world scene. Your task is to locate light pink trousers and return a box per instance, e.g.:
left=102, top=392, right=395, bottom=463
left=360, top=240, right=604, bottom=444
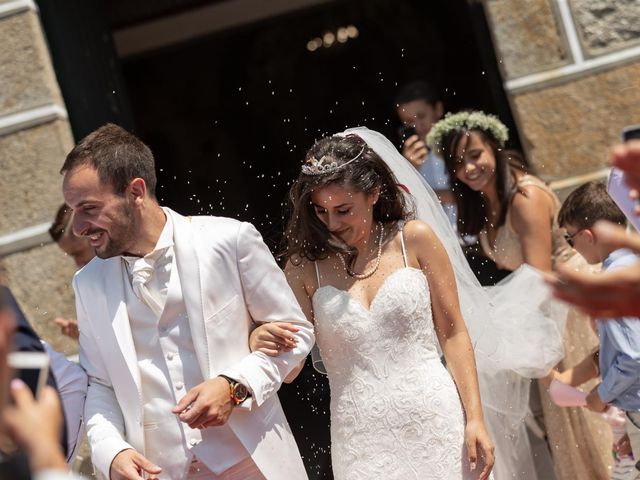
left=186, top=457, right=267, bottom=480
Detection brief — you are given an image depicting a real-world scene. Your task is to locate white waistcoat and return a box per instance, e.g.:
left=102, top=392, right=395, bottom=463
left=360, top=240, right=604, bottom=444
left=124, top=251, right=248, bottom=478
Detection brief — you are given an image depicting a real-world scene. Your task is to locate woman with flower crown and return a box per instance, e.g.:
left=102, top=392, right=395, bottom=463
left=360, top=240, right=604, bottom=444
left=429, top=111, right=612, bottom=479
left=250, top=130, right=495, bottom=479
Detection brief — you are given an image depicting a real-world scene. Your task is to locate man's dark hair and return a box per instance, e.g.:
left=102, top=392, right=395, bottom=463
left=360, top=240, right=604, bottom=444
left=60, top=123, right=157, bottom=197
left=558, top=180, right=627, bottom=229
left=49, top=204, right=72, bottom=242
left=394, top=80, right=441, bottom=107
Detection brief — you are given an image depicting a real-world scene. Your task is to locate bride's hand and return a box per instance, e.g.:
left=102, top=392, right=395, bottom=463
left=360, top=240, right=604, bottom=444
left=249, top=322, right=299, bottom=356
left=465, top=419, right=495, bottom=480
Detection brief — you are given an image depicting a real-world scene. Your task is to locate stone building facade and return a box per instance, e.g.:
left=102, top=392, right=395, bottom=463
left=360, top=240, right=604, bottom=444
left=483, top=0, right=640, bottom=197
left=0, top=0, right=77, bottom=355
left=1, top=0, right=640, bottom=353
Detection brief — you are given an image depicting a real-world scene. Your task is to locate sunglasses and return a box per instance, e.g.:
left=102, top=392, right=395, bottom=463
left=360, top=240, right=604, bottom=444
left=563, top=229, right=584, bottom=248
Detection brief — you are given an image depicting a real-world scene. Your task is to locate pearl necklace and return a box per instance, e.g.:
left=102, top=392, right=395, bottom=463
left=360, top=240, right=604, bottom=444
left=338, top=222, right=384, bottom=279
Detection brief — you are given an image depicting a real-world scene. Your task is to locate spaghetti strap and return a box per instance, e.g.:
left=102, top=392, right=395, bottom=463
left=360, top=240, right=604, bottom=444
left=314, top=261, right=321, bottom=288
left=398, top=222, right=409, bottom=268
left=513, top=174, right=560, bottom=208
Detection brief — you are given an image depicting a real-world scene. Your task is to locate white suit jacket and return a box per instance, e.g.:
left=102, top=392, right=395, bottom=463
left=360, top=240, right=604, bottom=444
left=74, top=209, right=314, bottom=479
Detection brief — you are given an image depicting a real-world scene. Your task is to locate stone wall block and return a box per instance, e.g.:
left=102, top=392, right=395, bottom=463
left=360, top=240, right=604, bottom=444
left=0, top=7, right=79, bottom=359
left=511, top=62, right=640, bottom=179
left=570, top=0, right=640, bottom=57
left=484, top=0, right=569, bottom=79
left=0, top=10, right=65, bottom=116
left=3, top=243, right=79, bottom=355
left=0, top=120, right=74, bottom=234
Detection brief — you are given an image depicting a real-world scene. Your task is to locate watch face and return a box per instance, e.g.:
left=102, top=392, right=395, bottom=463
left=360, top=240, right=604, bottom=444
left=234, top=383, right=249, bottom=402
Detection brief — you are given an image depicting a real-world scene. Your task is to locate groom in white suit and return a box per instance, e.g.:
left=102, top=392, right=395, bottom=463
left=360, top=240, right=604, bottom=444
left=61, top=124, right=314, bottom=480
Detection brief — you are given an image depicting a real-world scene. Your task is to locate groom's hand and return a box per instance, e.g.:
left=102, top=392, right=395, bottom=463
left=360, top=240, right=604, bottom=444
left=110, top=448, right=162, bottom=480
left=172, top=377, right=233, bottom=429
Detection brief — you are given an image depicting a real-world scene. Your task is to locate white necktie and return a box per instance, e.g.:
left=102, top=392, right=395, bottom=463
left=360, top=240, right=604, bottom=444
left=130, top=257, right=164, bottom=317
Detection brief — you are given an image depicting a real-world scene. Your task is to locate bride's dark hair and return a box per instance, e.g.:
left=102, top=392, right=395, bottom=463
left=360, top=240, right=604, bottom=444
left=283, top=134, right=412, bottom=262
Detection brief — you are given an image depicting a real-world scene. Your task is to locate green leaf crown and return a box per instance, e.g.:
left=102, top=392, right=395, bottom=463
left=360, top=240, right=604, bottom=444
left=426, top=110, right=509, bottom=155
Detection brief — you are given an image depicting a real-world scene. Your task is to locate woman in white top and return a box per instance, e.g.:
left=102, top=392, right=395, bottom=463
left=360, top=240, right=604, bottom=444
left=252, top=130, right=494, bottom=479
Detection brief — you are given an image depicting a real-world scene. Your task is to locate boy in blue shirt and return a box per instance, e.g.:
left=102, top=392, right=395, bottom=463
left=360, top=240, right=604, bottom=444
left=557, top=180, right=640, bottom=467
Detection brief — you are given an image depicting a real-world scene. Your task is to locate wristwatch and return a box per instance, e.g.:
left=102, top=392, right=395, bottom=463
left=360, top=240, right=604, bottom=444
left=218, top=375, right=250, bottom=406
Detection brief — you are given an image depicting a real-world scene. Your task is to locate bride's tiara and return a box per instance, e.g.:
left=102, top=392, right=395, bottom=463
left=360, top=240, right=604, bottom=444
left=301, top=144, right=366, bottom=176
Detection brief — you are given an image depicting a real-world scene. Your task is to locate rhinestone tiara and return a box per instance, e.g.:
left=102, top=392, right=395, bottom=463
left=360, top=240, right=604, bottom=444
left=301, top=144, right=366, bottom=176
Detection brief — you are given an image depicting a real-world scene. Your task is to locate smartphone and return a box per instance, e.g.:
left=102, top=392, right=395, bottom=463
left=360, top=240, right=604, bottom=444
left=607, top=125, right=640, bottom=231
left=398, top=125, right=417, bottom=145
left=622, top=124, right=640, bottom=142
left=8, top=351, right=50, bottom=399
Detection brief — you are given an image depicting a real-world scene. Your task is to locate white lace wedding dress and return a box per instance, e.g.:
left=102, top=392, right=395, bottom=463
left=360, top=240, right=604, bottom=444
left=313, top=236, right=476, bottom=479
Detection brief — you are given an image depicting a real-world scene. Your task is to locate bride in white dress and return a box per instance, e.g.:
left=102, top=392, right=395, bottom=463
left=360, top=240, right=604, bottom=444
left=250, top=130, right=495, bottom=479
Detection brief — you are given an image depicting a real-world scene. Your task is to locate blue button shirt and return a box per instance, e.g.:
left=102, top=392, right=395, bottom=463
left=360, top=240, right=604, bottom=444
left=417, top=151, right=457, bottom=226
left=597, top=248, right=640, bottom=411
left=417, top=151, right=450, bottom=191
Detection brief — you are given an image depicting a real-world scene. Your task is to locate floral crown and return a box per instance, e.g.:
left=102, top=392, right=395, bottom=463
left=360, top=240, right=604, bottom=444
left=301, top=144, right=366, bottom=176
left=426, top=110, right=509, bottom=154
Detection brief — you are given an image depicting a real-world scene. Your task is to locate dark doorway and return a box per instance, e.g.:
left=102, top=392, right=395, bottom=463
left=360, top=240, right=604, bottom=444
left=119, top=0, right=514, bottom=245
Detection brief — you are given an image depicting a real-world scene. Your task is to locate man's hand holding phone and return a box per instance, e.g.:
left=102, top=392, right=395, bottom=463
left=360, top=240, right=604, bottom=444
left=402, top=135, right=428, bottom=168
left=399, top=125, right=428, bottom=169
left=0, top=351, right=51, bottom=457
left=3, top=381, right=68, bottom=473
